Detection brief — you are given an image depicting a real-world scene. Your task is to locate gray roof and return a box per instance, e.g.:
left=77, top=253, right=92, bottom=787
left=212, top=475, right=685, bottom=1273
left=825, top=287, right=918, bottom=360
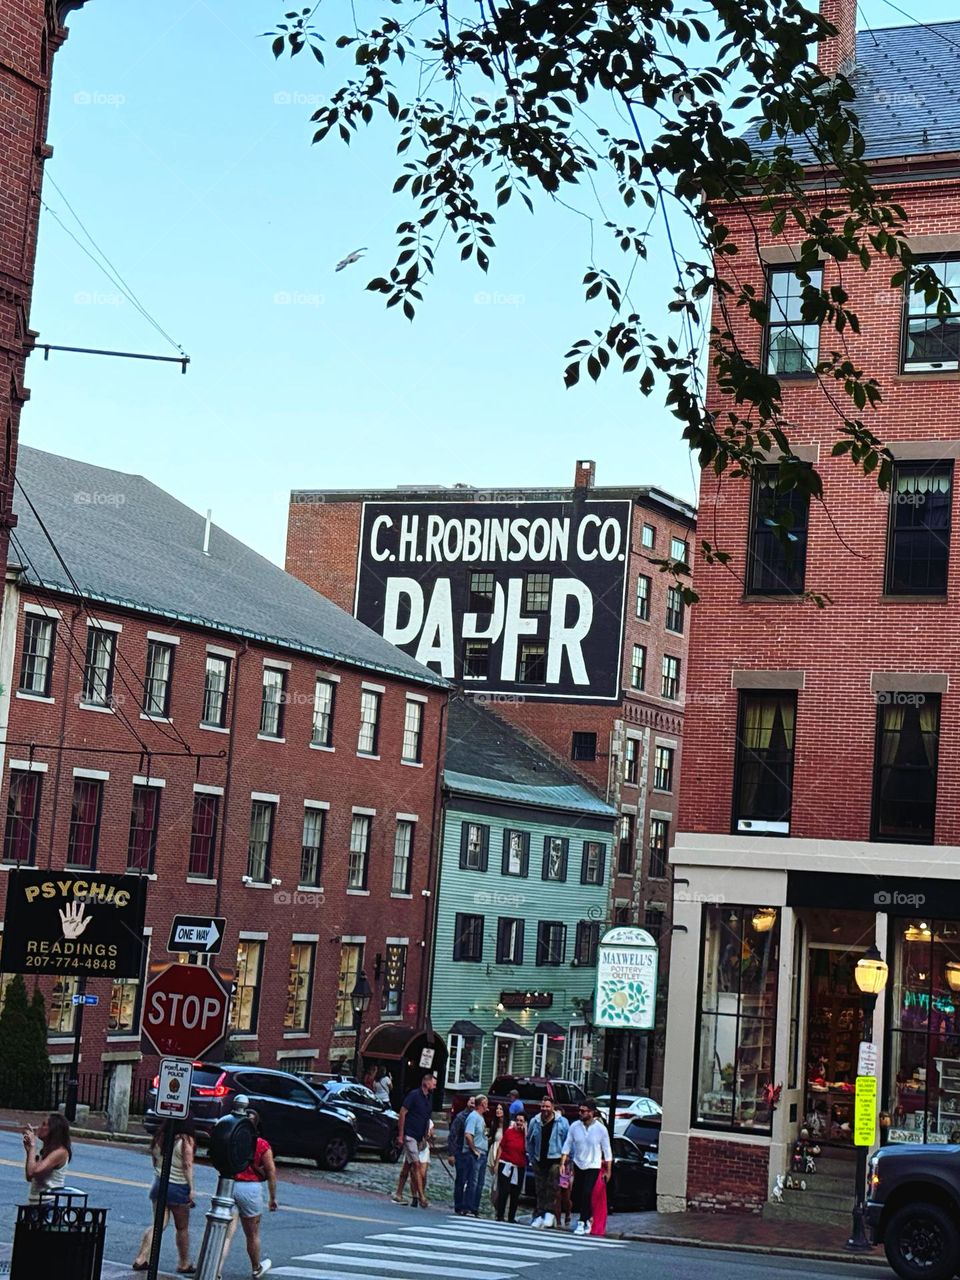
left=444, top=695, right=617, bottom=820
left=9, top=447, right=445, bottom=688
left=743, top=20, right=960, bottom=163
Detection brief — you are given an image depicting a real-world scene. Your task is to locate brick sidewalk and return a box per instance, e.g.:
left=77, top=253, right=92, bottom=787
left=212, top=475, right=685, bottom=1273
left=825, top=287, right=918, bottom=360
left=612, top=1208, right=881, bottom=1263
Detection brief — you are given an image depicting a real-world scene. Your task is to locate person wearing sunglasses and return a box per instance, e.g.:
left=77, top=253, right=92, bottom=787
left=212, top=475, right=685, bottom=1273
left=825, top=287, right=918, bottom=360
left=558, top=1099, right=612, bottom=1235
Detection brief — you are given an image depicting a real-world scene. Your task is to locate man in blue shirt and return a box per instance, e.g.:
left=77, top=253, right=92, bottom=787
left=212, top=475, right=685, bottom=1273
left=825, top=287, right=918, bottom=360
left=447, top=1096, right=476, bottom=1215
left=397, top=1072, right=437, bottom=1208
left=462, top=1094, right=490, bottom=1216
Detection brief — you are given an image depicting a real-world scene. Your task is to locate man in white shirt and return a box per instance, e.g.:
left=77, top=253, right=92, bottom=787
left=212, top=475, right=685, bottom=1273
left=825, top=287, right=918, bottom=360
left=559, top=1098, right=613, bottom=1235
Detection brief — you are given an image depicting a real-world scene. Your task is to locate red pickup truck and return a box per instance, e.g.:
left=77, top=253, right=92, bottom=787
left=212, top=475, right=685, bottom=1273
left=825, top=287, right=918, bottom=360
left=449, top=1075, right=587, bottom=1123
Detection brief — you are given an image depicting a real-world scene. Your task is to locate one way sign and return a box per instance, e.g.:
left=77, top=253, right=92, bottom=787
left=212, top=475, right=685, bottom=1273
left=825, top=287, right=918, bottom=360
left=167, top=915, right=225, bottom=955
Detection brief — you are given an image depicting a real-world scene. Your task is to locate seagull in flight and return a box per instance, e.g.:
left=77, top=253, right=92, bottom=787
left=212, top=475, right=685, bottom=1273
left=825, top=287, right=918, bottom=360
left=335, top=247, right=368, bottom=272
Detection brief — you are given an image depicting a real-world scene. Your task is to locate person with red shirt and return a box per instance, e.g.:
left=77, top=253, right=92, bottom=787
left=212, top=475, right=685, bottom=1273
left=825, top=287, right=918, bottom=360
left=221, top=1110, right=278, bottom=1279
left=495, top=1105, right=527, bottom=1223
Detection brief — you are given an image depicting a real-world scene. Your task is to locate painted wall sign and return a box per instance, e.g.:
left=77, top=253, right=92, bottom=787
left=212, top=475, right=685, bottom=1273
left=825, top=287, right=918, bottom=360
left=2, top=869, right=147, bottom=978
left=595, top=926, right=658, bottom=1030
left=354, top=499, right=632, bottom=701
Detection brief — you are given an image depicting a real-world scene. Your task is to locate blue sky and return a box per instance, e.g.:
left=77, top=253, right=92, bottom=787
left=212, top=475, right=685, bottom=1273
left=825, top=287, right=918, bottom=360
left=23, top=0, right=950, bottom=564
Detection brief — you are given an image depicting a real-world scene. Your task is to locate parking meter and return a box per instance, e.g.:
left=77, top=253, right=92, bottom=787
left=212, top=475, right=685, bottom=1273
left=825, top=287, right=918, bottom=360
left=207, top=1095, right=257, bottom=1177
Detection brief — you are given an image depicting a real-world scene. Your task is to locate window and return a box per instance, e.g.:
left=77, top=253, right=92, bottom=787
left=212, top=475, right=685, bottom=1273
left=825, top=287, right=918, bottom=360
left=747, top=465, right=811, bottom=595
left=459, top=821, right=489, bottom=871
left=502, top=829, right=529, bottom=877
left=109, top=973, right=144, bottom=1035
left=402, top=700, right=423, bottom=762
left=453, top=913, right=484, bottom=962
left=534, top=1029, right=567, bottom=1078
left=4, top=771, right=41, bottom=865
left=670, top=537, right=689, bottom=565
left=524, top=573, right=551, bottom=613
left=247, top=800, right=276, bottom=882
left=301, top=807, right=325, bottom=886
left=48, top=977, right=79, bottom=1036
left=902, top=257, right=960, bottom=371
left=188, top=793, right=219, bottom=878
left=644, top=906, right=664, bottom=941
left=536, top=921, right=566, bottom=966
left=496, top=917, right=525, bottom=964
left=381, top=943, right=407, bottom=1015
left=66, top=778, right=102, bottom=869
left=348, top=814, right=371, bottom=889
left=873, top=693, right=940, bottom=843
left=542, top=836, right=568, bottom=882
left=517, top=642, right=547, bottom=684
left=574, top=921, right=600, bottom=966
left=733, top=691, right=796, bottom=835
left=630, top=645, right=645, bottom=690
left=285, top=943, right=315, bottom=1033
left=469, top=571, right=495, bottom=613
left=695, top=904, right=780, bottom=1132
left=358, top=690, right=381, bottom=754
left=649, top=818, right=670, bottom=879
left=661, top=655, right=680, bottom=700
left=312, top=677, right=336, bottom=746
left=666, top=587, right=685, bottom=633
left=202, top=655, right=230, bottom=727
left=143, top=640, right=174, bottom=717
left=613, top=902, right=630, bottom=925
left=641, top=524, right=655, bottom=549
left=765, top=265, right=822, bottom=375
left=624, top=738, right=639, bottom=785
left=392, top=819, right=414, bottom=894
left=82, top=628, right=115, bottom=706
left=617, top=815, right=634, bottom=875
left=127, top=784, right=161, bottom=873
left=447, top=1031, right=483, bottom=1087
left=571, top=731, right=596, bottom=762
left=19, top=615, right=54, bottom=696
left=654, top=745, right=675, bottom=792
left=885, top=462, right=952, bottom=596
left=463, top=640, right=491, bottom=680
left=260, top=667, right=286, bottom=737
left=581, top=840, right=605, bottom=886
left=636, top=575, right=651, bottom=621
left=231, top=940, right=263, bottom=1032
left=335, top=942, right=363, bottom=1029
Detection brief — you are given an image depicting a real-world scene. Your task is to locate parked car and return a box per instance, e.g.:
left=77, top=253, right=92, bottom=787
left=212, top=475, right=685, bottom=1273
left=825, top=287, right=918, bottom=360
left=300, top=1076, right=400, bottom=1162
left=144, top=1063, right=358, bottom=1170
left=866, top=1142, right=960, bottom=1280
left=594, top=1094, right=663, bottom=1128
left=450, top=1076, right=587, bottom=1123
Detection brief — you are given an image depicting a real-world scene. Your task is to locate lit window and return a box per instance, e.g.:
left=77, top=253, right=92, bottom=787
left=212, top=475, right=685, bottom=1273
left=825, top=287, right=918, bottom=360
left=230, top=940, right=263, bottom=1033
left=285, top=943, right=315, bottom=1033
left=335, top=942, right=363, bottom=1029
left=381, top=943, right=407, bottom=1015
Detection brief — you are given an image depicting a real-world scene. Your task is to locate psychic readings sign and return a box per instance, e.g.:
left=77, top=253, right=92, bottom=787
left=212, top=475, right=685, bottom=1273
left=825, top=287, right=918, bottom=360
left=595, top=926, right=659, bottom=1031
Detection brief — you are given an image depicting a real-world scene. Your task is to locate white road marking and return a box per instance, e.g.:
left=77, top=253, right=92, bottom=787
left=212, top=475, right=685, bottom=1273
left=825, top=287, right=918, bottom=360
left=327, top=1243, right=535, bottom=1267
left=374, top=1230, right=571, bottom=1259
left=292, top=1254, right=517, bottom=1279
left=446, top=1220, right=625, bottom=1247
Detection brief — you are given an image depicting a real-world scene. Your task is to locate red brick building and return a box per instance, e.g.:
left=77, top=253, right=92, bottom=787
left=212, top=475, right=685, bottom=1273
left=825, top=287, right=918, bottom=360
left=660, top=3, right=960, bottom=1215
left=285, top=462, right=695, bottom=1093
left=0, top=446, right=446, bottom=1102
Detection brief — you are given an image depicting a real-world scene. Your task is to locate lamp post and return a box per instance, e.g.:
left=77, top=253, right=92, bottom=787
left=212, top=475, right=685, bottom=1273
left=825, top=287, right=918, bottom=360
left=847, top=943, right=889, bottom=1252
left=351, top=970, right=372, bottom=1083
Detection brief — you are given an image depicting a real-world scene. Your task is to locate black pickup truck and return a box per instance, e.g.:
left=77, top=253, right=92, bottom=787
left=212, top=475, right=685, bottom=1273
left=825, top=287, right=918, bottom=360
left=866, top=1143, right=960, bottom=1280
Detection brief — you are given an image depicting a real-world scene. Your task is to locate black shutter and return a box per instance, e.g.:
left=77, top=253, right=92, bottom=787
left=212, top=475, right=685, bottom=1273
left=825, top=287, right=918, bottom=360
left=515, top=919, right=525, bottom=965
left=453, top=912, right=464, bottom=960
left=479, top=825, right=489, bottom=873
left=541, top=836, right=552, bottom=880
left=459, top=823, right=470, bottom=870
left=496, top=918, right=507, bottom=964
left=579, top=843, right=589, bottom=884
left=596, top=842, right=606, bottom=886
left=520, top=832, right=530, bottom=878
left=501, top=830, right=511, bottom=876
left=535, top=921, right=546, bottom=966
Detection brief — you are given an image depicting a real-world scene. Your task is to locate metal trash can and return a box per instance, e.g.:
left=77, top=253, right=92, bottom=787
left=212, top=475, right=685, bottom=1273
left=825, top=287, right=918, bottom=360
left=10, top=1188, right=106, bottom=1280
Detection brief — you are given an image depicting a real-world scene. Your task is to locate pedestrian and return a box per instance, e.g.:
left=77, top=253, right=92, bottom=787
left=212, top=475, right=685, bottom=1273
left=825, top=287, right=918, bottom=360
left=487, top=1104, right=504, bottom=1214
left=221, top=1109, right=278, bottom=1278
left=495, top=1106, right=527, bottom=1223
left=22, top=1113, right=71, bottom=1204
left=525, top=1096, right=569, bottom=1229
left=374, top=1068, right=393, bottom=1104
left=463, top=1094, right=490, bottom=1217
left=396, top=1071, right=437, bottom=1209
left=447, top=1096, right=475, bottom=1215
left=363, top=1065, right=377, bottom=1092
left=131, top=1120, right=197, bottom=1274
left=559, top=1098, right=612, bottom=1235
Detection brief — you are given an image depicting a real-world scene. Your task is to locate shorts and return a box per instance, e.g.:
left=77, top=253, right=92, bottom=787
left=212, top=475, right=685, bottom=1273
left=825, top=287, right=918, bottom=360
left=232, top=1181, right=264, bottom=1218
left=149, top=1179, right=191, bottom=1207
left=403, top=1136, right=426, bottom=1165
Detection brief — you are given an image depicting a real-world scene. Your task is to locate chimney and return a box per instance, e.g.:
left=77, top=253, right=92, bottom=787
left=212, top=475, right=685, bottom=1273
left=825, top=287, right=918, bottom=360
left=202, top=509, right=212, bottom=556
left=817, top=0, right=857, bottom=77
left=574, top=459, right=595, bottom=491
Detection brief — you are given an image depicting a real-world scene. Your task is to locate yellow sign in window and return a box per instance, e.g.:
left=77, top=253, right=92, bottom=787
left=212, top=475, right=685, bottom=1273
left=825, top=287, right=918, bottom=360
left=855, top=1075, right=878, bottom=1147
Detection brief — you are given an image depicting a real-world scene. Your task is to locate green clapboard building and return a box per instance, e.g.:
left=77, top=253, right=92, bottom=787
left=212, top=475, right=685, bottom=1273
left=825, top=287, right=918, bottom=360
left=432, top=695, right=618, bottom=1098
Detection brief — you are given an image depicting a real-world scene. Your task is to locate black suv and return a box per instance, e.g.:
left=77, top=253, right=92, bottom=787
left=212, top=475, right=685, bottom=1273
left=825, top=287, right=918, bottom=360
left=867, top=1143, right=960, bottom=1280
left=145, top=1063, right=358, bottom=1170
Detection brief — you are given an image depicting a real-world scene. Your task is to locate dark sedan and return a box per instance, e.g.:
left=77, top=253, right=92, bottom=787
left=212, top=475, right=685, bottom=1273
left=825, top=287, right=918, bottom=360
left=306, top=1078, right=400, bottom=1162
left=145, top=1063, right=358, bottom=1170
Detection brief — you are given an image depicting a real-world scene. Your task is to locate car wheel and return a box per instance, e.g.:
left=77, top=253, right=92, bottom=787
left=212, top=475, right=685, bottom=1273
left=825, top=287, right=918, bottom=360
left=884, top=1203, right=960, bottom=1280
left=318, top=1135, right=352, bottom=1171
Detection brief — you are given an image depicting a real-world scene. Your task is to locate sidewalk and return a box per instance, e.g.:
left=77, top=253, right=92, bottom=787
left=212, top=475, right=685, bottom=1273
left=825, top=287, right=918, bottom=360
left=0, top=1108, right=148, bottom=1145
left=612, top=1208, right=881, bottom=1264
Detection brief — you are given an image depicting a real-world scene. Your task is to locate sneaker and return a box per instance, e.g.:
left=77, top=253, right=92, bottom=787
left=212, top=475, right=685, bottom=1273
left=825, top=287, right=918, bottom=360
left=530, top=1217, right=544, bottom=1230
left=573, top=1222, right=588, bottom=1236
left=543, top=1213, right=556, bottom=1229
left=253, top=1262, right=272, bottom=1278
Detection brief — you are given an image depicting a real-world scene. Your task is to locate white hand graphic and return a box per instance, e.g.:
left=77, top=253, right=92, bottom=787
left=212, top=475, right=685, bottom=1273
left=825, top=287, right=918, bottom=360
left=59, top=899, right=92, bottom=940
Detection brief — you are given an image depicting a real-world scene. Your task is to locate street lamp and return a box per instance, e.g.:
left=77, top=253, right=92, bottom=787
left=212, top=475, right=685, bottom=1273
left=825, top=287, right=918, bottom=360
left=351, top=971, right=372, bottom=1083
left=945, top=961, right=960, bottom=993
left=847, top=944, right=889, bottom=1252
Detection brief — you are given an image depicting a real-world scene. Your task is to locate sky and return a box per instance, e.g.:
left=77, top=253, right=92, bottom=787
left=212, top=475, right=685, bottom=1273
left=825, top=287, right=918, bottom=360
left=21, top=0, right=952, bottom=565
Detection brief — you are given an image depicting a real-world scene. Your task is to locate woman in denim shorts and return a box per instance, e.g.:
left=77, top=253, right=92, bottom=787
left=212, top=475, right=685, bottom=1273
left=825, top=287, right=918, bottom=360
left=131, top=1119, right=197, bottom=1273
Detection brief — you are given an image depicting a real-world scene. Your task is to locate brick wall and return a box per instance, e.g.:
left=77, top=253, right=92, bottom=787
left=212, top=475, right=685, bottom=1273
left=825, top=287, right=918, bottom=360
left=686, top=1136, right=769, bottom=1213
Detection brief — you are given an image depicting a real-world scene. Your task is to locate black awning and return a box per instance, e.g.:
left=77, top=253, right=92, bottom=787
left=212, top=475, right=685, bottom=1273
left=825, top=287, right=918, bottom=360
left=535, top=1020, right=567, bottom=1037
left=494, top=1018, right=533, bottom=1038
left=449, top=1019, right=486, bottom=1037
left=361, top=1022, right=443, bottom=1060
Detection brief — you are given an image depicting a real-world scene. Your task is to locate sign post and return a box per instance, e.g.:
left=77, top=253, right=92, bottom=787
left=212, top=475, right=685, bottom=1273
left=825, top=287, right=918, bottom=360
left=594, top=927, right=659, bottom=1135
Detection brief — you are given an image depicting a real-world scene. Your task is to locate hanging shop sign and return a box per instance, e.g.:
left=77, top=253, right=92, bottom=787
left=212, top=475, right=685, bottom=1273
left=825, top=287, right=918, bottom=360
left=354, top=499, right=632, bottom=702
left=594, top=927, right=659, bottom=1031
left=2, top=869, right=147, bottom=978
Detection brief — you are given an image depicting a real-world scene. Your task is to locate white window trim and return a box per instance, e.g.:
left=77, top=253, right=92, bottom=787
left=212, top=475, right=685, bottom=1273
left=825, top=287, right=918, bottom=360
left=317, top=671, right=341, bottom=683
left=342, top=934, right=366, bottom=944
left=654, top=736, right=679, bottom=750
left=257, top=734, right=286, bottom=744
left=9, top=760, right=47, bottom=773
left=251, top=791, right=280, bottom=803
left=194, top=784, right=224, bottom=796
left=650, top=809, right=673, bottom=821
left=199, top=723, right=230, bottom=735
left=352, top=806, right=376, bottom=816
left=147, top=631, right=180, bottom=646
left=239, top=931, right=268, bottom=941
left=187, top=876, right=217, bottom=885
left=293, top=932, right=320, bottom=943
left=386, top=936, right=410, bottom=945
left=356, top=753, right=381, bottom=761
left=304, top=800, right=330, bottom=811
left=132, top=776, right=165, bottom=788
left=16, top=692, right=55, bottom=704
left=277, top=1048, right=319, bottom=1060
left=347, top=889, right=371, bottom=897
left=396, top=812, right=419, bottom=823
left=140, top=714, right=172, bottom=724
left=263, top=657, right=292, bottom=671
left=361, top=681, right=386, bottom=693
left=401, top=762, right=424, bottom=770
left=79, top=703, right=115, bottom=715
left=309, top=744, right=335, bottom=754
left=73, top=768, right=109, bottom=781
left=406, top=693, right=429, bottom=704
left=86, top=618, right=122, bottom=633
left=23, top=603, right=62, bottom=619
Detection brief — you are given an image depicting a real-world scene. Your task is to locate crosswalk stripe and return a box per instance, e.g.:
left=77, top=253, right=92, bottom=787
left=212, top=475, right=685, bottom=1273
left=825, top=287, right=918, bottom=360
left=292, top=1254, right=517, bottom=1279
left=327, top=1243, right=535, bottom=1268
left=376, top=1230, right=571, bottom=1259
left=445, top=1219, right=624, bottom=1247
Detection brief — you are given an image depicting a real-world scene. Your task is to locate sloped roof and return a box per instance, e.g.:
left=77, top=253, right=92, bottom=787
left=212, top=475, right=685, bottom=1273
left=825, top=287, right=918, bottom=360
left=9, top=447, right=445, bottom=688
left=743, top=20, right=960, bottom=163
left=443, top=695, right=617, bottom=820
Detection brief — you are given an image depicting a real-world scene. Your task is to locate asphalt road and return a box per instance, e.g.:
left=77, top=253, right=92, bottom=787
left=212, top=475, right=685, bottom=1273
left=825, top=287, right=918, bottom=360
left=0, top=1133, right=896, bottom=1280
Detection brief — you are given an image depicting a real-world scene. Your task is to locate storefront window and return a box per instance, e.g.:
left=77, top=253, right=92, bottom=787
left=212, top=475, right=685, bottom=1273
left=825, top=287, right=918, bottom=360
left=694, top=904, right=780, bottom=1131
left=888, top=918, right=960, bottom=1144
left=804, top=948, right=859, bottom=1143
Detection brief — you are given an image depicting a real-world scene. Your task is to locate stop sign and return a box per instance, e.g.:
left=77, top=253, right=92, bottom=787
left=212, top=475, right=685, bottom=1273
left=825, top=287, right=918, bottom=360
left=143, top=963, right=230, bottom=1059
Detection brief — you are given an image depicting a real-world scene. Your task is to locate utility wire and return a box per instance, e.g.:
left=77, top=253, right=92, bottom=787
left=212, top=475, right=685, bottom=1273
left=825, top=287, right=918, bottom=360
left=874, top=0, right=960, bottom=51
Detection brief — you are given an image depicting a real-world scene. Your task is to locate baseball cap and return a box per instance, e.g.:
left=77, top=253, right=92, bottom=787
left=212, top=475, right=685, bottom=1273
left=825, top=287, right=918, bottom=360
left=508, top=1100, right=524, bottom=1116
